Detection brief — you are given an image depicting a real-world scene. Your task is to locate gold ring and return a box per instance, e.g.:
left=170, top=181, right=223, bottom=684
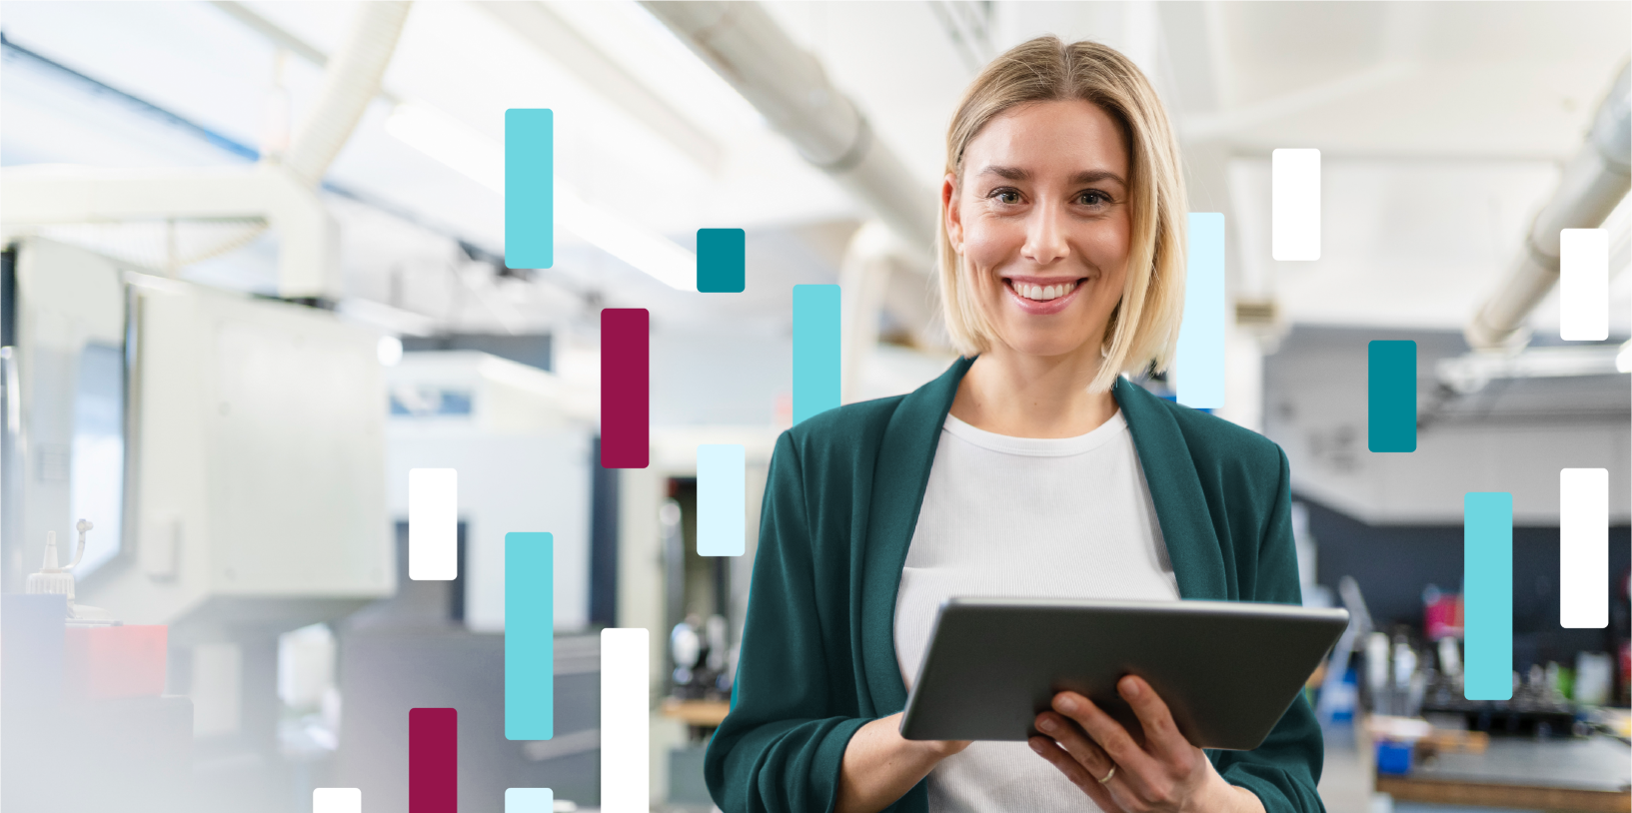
left=1098, top=764, right=1116, bottom=784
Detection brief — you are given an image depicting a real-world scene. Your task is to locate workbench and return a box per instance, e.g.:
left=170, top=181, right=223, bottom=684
left=1375, top=735, right=1631, bottom=812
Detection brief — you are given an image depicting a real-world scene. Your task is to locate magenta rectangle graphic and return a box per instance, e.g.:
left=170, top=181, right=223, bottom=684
left=410, top=708, right=457, bottom=812
left=600, top=308, right=649, bottom=468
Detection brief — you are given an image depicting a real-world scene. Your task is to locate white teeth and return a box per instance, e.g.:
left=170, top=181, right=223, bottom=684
left=1013, top=280, right=1077, bottom=301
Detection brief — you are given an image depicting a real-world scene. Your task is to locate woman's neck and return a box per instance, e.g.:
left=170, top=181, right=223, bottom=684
left=948, top=345, right=1119, bottom=439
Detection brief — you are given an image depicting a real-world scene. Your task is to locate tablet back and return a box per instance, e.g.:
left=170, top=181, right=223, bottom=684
left=899, top=598, right=1349, bottom=750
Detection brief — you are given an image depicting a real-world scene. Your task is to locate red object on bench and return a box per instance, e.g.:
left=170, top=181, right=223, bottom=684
left=62, top=625, right=167, bottom=700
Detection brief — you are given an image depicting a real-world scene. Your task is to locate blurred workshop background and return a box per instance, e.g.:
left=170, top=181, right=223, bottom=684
left=0, top=2, right=1628, bottom=812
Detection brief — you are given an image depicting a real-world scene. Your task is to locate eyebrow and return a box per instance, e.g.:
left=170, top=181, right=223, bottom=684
left=977, top=165, right=1126, bottom=188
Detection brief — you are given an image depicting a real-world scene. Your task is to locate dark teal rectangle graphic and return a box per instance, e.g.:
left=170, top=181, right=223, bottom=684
left=505, top=532, right=553, bottom=740
left=1464, top=493, right=1512, bottom=700
left=1367, top=340, right=1416, bottom=452
left=792, top=284, right=840, bottom=424
left=505, top=109, right=553, bottom=270
left=697, top=228, right=745, bottom=293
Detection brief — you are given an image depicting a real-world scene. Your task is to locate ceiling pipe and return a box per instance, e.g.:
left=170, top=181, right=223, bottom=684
left=473, top=2, right=722, bottom=173
left=1465, top=60, right=1630, bottom=351
left=637, top=1, right=937, bottom=253
left=168, top=0, right=414, bottom=292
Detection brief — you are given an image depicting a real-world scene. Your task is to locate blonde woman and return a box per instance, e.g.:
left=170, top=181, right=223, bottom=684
left=705, top=36, right=1322, bottom=813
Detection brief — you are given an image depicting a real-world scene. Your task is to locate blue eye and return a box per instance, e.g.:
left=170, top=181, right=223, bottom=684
left=1079, top=191, right=1110, bottom=206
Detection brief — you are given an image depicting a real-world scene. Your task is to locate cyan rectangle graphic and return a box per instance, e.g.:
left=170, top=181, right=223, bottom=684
left=506, top=788, right=554, bottom=813
left=1368, top=340, right=1416, bottom=452
left=505, top=532, right=553, bottom=740
left=697, top=228, right=746, bottom=293
left=1464, top=492, right=1512, bottom=700
left=698, top=444, right=746, bottom=556
left=1176, top=212, right=1225, bottom=409
left=505, top=109, right=553, bottom=269
left=792, top=284, right=840, bottom=424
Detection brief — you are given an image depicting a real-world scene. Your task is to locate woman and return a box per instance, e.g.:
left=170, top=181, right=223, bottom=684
left=704, top=36, right=1322, bottom=813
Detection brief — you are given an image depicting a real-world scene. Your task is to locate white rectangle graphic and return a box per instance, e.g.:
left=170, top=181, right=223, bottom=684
left=601, top=627, right=649, bottom=812
left=313, top=788, right=361, bottom=813
left=1560, top=468, right=1608, bottom=628
left=1272, top=148, right=1321, bottom=261
left=1560, top=228, right=1608, bottom=341
left=409, top=468, right=458, bottom=580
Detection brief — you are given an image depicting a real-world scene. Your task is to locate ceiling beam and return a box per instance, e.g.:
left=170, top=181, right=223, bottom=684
left=472, top=1, right=722, bottom=174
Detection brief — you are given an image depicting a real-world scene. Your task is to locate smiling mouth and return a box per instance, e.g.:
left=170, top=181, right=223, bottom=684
left=1003, top=277, right=1090, bottom=302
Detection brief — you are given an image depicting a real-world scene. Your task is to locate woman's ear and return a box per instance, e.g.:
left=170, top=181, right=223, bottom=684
left=942, top=172, right=963, bottom=251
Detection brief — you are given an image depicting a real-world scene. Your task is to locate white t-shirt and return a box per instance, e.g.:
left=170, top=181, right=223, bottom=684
left=893, top=409, right=1182, bottom=813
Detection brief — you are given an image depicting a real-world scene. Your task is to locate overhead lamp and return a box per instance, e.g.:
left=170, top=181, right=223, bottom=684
left=384, top=101, right=696, bottom=291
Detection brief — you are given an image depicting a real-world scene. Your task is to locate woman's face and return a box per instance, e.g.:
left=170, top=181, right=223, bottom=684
left=944, top=99, right=1132, bottom=361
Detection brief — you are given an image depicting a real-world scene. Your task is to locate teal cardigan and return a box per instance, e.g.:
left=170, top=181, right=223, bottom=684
left=705, top=356, right=1324, bottom=813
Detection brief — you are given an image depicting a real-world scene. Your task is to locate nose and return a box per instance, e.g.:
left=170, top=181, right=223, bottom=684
left=1021, top=200, right=1069, bottom=266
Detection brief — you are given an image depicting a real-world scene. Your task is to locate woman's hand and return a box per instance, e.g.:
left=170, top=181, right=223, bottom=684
left=1028, top=676, right=1266, bottom=813
left=836, top=712, right=971, bottom=813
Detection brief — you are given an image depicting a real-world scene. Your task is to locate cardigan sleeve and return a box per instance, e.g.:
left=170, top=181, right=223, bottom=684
left=704, top=431, right=871, bottom=813
left=1209, top=446, right=1328, bottom=813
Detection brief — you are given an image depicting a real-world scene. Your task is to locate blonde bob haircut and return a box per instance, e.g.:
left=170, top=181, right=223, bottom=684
left=938, top=36, right=1188, bottom=394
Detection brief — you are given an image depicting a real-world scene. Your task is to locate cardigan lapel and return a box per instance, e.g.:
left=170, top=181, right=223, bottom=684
left=1111, top=377, right=1231, bottom=600
left=859, top=355, right=974, bottom=714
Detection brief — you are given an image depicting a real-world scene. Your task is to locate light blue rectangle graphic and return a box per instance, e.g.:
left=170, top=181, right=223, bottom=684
left=792, top=284, right=841, bottom=424
left=505, top=109, right=553, bottom=269
left=698, top=444, right=746, bottom=556
left=1464, top=493, right=1512, bottom=700
left=1176, top=212, right=1226, bottom=409
left=505, top=788, right=554, bottom=813
left=505, top=532, right=553, bottom=740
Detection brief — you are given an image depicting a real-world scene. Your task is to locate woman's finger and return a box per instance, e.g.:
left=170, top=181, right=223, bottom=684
left=1029, top=736, right=1128, bottom=813
left=1033, top=711, right=1112, bottom=775
left=1117, top=676, right=1189, bottom=759
left=1052, top=691, right=1158, bottom=786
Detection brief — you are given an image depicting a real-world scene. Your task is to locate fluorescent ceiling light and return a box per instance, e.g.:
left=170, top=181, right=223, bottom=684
left=384, top=101, right=696, bottom=291
left=385, top=102, right=503, bottom=190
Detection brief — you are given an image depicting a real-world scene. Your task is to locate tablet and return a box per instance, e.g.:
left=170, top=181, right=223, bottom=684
left=898, top=597, right=1349, bottom=750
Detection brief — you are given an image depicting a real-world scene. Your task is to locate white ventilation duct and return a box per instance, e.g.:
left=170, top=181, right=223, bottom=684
left=638, top=1, right=937, bottom=252
left=188, top=1, right=412, bottom=273
left=1466, top=61, right=1630, bottom=350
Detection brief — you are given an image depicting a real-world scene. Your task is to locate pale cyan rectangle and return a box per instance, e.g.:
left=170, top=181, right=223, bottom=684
left=1559, top=228, right=1608, bottom=341
left=505, top=533, right=553, bottom=740
left=601, top=628, right=649, bottom=812
left=408, top=468, right=457, bottom=580
left=698, top=444, right=746, bottom=556
left=1272, top=149, right=1320, bottom=261
left=1560, top=468, right=1609, bottom=628
left=1176, top=213, right=1226, bottom=409
left=792, top=284, right=841, bottom=424
left=313, top=788, right=361, bottom=813
left=505, top=788, right=554, bottom=813
left=1464, top=492, right=1512, bottom=701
